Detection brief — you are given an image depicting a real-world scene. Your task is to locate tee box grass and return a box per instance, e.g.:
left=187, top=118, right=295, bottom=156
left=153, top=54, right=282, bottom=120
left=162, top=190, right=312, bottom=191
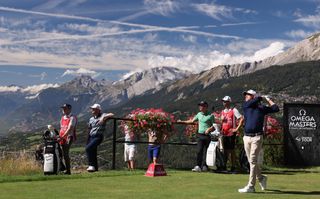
left=0, top=168, right=320, bottom=199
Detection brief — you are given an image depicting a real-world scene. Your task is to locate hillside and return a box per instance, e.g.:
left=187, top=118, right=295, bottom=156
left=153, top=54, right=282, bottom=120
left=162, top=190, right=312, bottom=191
left=1, top=32, right=320, bottom=134
left=115, top=60, right=320, bottom=116
left=1, top=60, right=319, bottom=170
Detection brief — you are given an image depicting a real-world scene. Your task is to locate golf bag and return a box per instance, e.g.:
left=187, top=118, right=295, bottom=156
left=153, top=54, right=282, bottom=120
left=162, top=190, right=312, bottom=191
left=206, top=124, right=225, bottom=170
left=43, top=130, right=61, bottom=175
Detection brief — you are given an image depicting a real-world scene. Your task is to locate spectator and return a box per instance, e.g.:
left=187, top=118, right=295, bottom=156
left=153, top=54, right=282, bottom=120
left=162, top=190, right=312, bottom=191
left=86, top=103, right=114, bottom=172
left=220, top=96, right=243, bottom=172
left=59, top=103, right=77, bottom=175
left=147, top=129, right=166, bottom=165
left=179, top=101, right=215, bottom=172
left=124, top=125, right=137, bottom=170
left=238, top=90, right=279, bottom=193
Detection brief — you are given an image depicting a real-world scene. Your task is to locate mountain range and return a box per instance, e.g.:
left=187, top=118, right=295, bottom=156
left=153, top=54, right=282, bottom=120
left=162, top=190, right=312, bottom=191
left=0, top=67, right=191, bottom=133
left=0, top=32, right=320, bottom=134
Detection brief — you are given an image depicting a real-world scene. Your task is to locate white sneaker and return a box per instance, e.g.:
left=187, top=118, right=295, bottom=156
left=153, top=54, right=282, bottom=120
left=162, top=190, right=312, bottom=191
left=238, top=186, right=255, bottom=193
left=192, top=166, right=201, bottom=172
left=86, top=166, right=95, bottom=172
left=259, top=175, right=267, bottom=190
left=202, top=166, right=208, bottom=172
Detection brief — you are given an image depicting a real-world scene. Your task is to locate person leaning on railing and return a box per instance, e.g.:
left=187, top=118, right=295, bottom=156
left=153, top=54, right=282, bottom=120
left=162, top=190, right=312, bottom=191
left=178, top=101, right=215, bottom=172
left=86, top=103, right=114, bottom=172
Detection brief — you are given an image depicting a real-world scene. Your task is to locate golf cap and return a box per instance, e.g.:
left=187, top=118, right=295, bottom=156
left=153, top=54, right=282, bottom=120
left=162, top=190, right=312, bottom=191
left=60, top=103, right=72, bottom=109
left=243, top=89, right=257, bottom=96
left=198, top=101, right=208, bottom=106
left=90, top=103, right=101, bottom=110
left=222, top=96, right=232, bottom=102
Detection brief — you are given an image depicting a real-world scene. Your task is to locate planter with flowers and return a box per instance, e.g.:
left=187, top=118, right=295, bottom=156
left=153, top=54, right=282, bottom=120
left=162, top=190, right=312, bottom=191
left=121, top=108, right=175, bottom=142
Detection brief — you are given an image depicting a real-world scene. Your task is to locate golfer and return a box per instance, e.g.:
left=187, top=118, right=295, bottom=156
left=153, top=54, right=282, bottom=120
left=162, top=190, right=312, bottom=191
left=238, top=90, right=279, bottom=193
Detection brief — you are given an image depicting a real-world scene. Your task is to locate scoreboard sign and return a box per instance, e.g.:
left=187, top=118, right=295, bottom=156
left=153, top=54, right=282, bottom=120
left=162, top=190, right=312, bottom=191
left=284, top=103, right=320, bottom=166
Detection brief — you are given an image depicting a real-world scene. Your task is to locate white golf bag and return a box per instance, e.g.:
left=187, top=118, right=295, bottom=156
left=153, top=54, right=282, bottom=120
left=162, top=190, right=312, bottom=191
left=206, top=123, right=225, bottom=169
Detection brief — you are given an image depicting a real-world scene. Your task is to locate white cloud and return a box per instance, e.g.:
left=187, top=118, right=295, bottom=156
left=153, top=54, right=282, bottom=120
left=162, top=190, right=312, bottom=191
left=193, top=3, right=257, bottom=21
left=193, top=3, right=233, bottom=21
left=0, top=5, right=293, bottom=79
left=251, top=42, right=284, bottom=61
left=28, top=72, right=48, bottom=80
left=294, top=14, right=320, bottom=28
left=32, top=0, right=66, bottom=11
left=118, top=68, right=144, bottom=81
left=0, top=85, right=20, bottom=92
left=221, top=22, right=260, bottom=27
left=148, top=42, right=285, bottom=73
left=0, top=6, right=239, bottom=39
left=144, top=0, right=181, bottom=16
left=181, top=35, right=197, bottom=43
left=293, top=8, right=303, bottom=18
left=285, top=30, right=314, bottom=39
left=143, top=33, right=158, bottom=41
left=294, top=5, right=320, bottom=29
left=62, top=68, right=100, bottom=78
left=22, top=84, right=60, bottom=94
left=0, top=83, right=59, bottom=94
left=211, top=38, right=293, bottom=55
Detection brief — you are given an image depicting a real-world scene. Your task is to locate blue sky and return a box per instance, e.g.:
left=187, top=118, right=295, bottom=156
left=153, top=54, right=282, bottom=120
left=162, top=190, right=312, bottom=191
left=0, top=0, right=319, bottom=87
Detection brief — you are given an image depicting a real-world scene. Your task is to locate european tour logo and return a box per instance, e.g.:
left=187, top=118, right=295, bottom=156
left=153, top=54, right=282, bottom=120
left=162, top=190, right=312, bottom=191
left=289, top=109, right=317, bottom=130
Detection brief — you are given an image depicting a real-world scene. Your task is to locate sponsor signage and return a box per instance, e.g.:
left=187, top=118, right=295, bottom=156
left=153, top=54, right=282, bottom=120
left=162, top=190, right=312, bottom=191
left=284, top=103, right=320, bottom=166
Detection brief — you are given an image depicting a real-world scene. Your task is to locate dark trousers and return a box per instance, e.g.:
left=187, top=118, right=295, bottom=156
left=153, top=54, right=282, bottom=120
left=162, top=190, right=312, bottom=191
left=86, top=134, right=103, bottom=171
left=196, top=134, right=211, bottom=167
left=61, top=140, right=73, bottom=173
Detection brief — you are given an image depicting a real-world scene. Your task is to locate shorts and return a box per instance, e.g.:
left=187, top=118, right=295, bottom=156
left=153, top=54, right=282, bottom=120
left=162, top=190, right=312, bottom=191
left=222, top=135, right=237, bottom=150
left=148, top=145, right=161, bottom=160
left=124, top=144, right=136, bottom=162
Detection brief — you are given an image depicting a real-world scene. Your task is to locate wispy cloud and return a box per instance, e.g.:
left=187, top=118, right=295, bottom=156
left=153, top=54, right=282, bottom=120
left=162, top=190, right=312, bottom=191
left=28, top=72, right=48, bottom=80
left=0, top=6, right=240, bottom=40
left=22, top=84, right=60, bottom=94
left=294, top=15, right=320, bottom=28
left=144, top=0, right=181, bottom=16
left=294, top=5, right=320, bottom=29
left=181, top=35, right=197, bottom=43
left=221, top=21, right=261, bottom=27
left=62, top=68, right=100, bottom=78
left=193, top=3, right=233, bottom=21
left=193, top=2, right=257, bottom=21
left=148, top=41, right=286, bottom=73
left=285, top=29, right=314, bottom=39
left=0, top=4, right=296, bottom=77
left=0, top=83, right=59, bottom=94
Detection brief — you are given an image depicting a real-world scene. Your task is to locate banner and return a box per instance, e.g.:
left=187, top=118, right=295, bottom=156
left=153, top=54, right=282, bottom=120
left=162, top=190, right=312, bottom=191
left=284, top=103, right=320, bottom=166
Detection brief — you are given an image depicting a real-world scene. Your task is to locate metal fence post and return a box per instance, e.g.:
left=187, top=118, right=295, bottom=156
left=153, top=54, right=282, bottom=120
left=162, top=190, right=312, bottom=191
left=112, top=118, right=117, bottom=170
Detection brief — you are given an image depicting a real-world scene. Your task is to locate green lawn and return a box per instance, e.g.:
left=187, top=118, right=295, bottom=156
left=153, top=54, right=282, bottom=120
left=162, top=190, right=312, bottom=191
left=0, top=168, right=320, bottom=199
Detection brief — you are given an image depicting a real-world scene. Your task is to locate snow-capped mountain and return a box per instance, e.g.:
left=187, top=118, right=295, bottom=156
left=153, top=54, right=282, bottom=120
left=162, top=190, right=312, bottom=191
left=1, top=32, right=320, bottom=134
left=168, top=32, right=320, bottom=92
left=114, top=67, right=192, bottom=98
left=0, top=67, right=192, bottom=133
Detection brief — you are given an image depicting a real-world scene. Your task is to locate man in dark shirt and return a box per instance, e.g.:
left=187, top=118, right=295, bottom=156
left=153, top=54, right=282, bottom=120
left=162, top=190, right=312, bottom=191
left=238, top=89, right=279, bottom=193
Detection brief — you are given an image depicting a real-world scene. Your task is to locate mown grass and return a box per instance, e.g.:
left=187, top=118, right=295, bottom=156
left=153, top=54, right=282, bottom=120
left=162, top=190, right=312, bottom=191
left=0, top=168, right=320, bottom=199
